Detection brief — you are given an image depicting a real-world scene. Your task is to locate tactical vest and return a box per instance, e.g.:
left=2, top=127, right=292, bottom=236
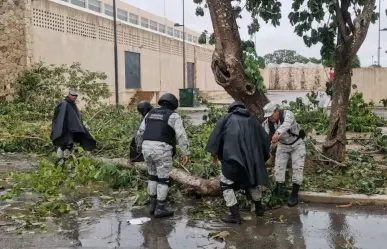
left=143, top=108, right=176, bottom=145
left=268, top=110, right=305, bottom=145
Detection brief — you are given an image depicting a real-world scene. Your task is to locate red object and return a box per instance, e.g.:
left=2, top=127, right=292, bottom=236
left=329, top=71, right=334, bottom=81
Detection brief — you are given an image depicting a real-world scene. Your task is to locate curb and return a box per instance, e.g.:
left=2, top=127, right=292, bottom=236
left=299, top=191, right=387, bottom=205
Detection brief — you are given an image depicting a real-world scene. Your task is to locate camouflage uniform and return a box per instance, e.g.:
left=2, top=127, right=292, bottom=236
left=56, top=147, right=71, bottom=159
left=221, top=172, right=262, bottom=207
left=137, top=113, right=190, bottom=201
left=262, top=110, right=306, bottom=185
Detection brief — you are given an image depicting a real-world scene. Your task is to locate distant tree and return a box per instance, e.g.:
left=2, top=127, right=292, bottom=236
left=352, top=54, right=361, bottom=68
left=198, top=30, right=208, bottom=44
left=264, top=49, right=309, bottom=64
left=309, top=57, right=322, bottom=64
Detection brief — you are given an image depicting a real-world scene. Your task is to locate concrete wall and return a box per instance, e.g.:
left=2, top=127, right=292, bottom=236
left=0, top=0, right=33, bottom=100
left=260, top=67, right=387, bottom=104
left=30, top=0, right=219, bottom=105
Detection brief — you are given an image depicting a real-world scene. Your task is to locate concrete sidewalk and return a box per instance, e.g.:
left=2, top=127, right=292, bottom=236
left=299, top=191, right=387, bottom=205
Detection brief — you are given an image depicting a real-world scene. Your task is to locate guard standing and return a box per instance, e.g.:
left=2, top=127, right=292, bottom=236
left=136, top=93, right=190, bottom=218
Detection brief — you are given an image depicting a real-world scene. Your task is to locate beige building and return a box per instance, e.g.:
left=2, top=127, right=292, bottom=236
left=0, top=0, right=222, bottom=104
left=1, top=0, right=387, bottom=105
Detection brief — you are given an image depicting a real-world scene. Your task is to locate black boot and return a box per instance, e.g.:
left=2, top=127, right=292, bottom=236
left=221, top=204, right=241, bottom=224
left=154, top=200, right=174, bottom=218
left=149, top=195, right=157, bottom=215
left=274, top=182, right=284, bottom=198
left=288, top=183, right=300, bottom=207
left=254, top=201, right=264, bottom=217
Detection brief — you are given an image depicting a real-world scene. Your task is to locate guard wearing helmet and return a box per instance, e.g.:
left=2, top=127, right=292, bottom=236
left=136, top=93, right=190, bottom=218
left=262, top=102, right=306, bottom=207
left=206, top=101, right=270, bottom=224
left=130, top=101, right=153, bottom=162
left=137, top=101, right=153, bottom=117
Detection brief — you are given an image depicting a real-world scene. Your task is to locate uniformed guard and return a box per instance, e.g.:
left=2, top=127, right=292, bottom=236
left=130, top=101, right=153, bottom=163
left=262, top=102, right=306, bottom=207
left=137, top=101, right=153, bottom=118
left=136, top=93, right=190, bottom=218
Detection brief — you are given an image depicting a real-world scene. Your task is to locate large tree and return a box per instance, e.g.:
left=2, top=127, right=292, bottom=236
left=194, top=0, right=282, bottom=119
left=288, top=0, right=377, bottom=161
left=194, top=0, right=376, bottom=161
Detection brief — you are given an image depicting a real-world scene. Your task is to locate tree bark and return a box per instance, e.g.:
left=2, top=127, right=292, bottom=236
left=206, top=0, right=269, bottom=120
left=323, top=0, right=376, bottom=162
left=98, top=158, right=222, bottom=197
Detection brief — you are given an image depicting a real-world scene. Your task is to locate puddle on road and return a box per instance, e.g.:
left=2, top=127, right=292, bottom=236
left=78, top=207, right=225, bottom=249
left=76, top=204, right=387, bottom=249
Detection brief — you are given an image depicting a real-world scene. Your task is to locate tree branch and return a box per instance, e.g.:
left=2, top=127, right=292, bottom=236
left=351, top=0, right=376, bottom=54
left=335, top=0, right=351, bottom=42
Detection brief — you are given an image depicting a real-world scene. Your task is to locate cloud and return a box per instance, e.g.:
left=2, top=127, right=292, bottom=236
left=124, top=0, right=386, bottom=67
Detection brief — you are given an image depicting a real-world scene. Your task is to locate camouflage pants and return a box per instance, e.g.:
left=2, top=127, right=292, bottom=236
left=274, top=139, right=306, bottom=185
left=220, top=172, right=262, bottom=207
left=56, top=147, right=71, bottom=159
left=142, top=141, right=173, bottom=201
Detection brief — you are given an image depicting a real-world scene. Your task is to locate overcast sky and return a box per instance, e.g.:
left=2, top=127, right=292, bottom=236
left=124, top=0, right=387, bottom=67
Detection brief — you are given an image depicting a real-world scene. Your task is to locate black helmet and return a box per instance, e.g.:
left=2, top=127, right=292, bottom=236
left=137, top=101, right=153, bottom=117
left=228, top=100, right=245, bottom=112
left=158, top=93, right=179, bottom=110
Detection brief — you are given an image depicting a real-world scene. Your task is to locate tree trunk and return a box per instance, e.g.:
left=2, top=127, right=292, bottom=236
left=323, top=0, right=376, bottom=162
left=206, top=0, right=269, bottom=120
left=322, top=48, right=352, bottom=162
left=98, top=158, right=222, bottom=197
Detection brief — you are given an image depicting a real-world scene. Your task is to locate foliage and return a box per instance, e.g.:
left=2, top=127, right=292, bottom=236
left=244, top=48, right=266, bottom=91
left=198, top=30, right=215, bottom=45
left=281, top=88, right=387, bottom=134
left=0, top=154, right=149, bottom=229
left=8, top=62, right=110, bottom=120
left=304, top=151, right=387, bottom=195
left=288, top=0, right=378, bottom=62
left=322, top=54, right=361, bottom=68
left=264, top=49, right=310, bottom=65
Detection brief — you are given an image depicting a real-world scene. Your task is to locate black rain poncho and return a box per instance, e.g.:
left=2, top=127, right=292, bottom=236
left=51, top=98, right=96, bottom=151
left=205, top=101, right=271, bottom=189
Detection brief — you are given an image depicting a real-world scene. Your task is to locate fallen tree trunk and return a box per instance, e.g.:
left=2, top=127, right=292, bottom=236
left=98, top=158, right=222, bottom=197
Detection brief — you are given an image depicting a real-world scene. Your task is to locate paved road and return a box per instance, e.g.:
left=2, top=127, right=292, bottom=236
left=1, top=203, right=386, bottom=249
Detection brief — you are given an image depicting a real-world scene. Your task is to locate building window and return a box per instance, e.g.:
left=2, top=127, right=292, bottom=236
left=158, top=24, right=166, bottom=33
left=149, top=20, right=158, bottom=31
left=141, top=17, right=149, bottom=28
left=193, top=36, right=198, bottom=43
left=88, top=0, right=100, bottom=12
left=117, top=9, right=128, bottom=21
left=71, top=0, right=85, bottom=8
left=167, top=27, right=173, bottom=36
left=180, top=31, right=185, bottom=39
left=129, top=13, right=138, bottom=25
left=174, top=29, right=180, bottom=38
left=105, top=4, right=113, bottom=17
left=187, top=34, right=192, bottom=42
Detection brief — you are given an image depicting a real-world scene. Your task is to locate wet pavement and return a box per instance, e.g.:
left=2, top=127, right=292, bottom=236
left=1, top=203, right=387, bottom=249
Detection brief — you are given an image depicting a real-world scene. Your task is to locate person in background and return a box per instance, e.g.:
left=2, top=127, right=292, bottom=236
left=262, top=102, right=306, bottom=207
left=136, top=93, right=190, bottom=218
left=130, top=101, right=153, bottom=162
left=206, top=101, right=270, bottom=224
left=329, top=67, right=334, bottom=81
left=51, top=88, right=96, bottom=165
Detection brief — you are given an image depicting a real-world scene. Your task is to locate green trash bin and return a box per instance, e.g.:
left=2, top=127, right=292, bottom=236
left=179, top=88, right=200, bottom=107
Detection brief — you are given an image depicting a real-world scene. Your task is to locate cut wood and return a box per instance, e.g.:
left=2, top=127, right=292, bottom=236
left=98, top=158, right=222, bottom=197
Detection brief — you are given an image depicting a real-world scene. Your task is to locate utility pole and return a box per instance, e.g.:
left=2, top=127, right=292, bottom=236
left=378, top=0, right=381, bottom=66
left=113, top=0, right=119, bottom=104
left=182, top=0, right=186, bottom=89
left=174, top=0, right=186, bottom=89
